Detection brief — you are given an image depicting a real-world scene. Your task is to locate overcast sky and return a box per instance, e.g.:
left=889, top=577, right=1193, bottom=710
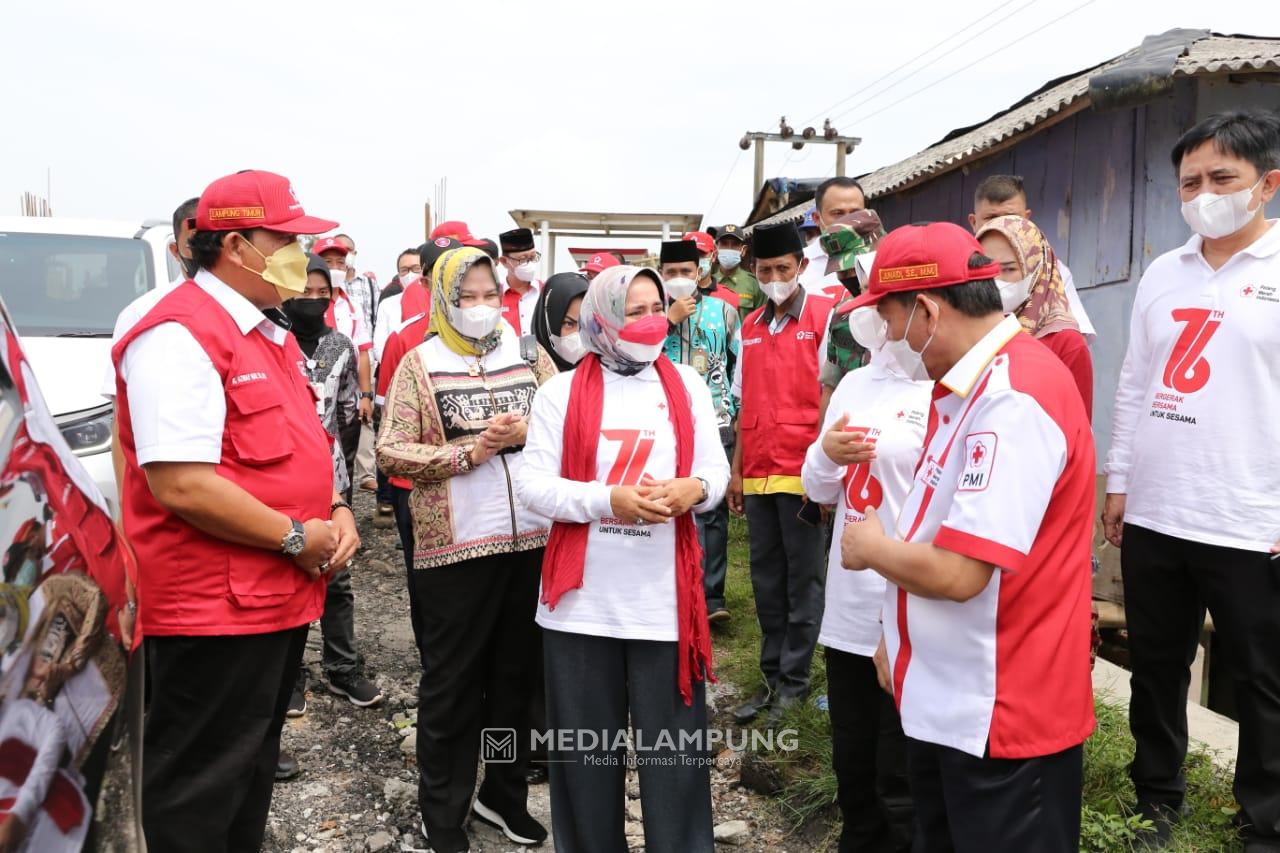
left=1, top=0, right=1266, bottom=282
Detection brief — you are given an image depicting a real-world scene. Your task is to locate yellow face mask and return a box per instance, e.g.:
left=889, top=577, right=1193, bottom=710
left=240, top=236, right=309, bottom=297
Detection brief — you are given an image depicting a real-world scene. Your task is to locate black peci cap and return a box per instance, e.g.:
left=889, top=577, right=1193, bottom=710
left=751, top=222, right=804, bottom=260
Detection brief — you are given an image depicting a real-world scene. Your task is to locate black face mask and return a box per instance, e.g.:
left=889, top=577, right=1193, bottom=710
left=282, top=298, right=330, bottom=340
left=179, top=255, right=199, bottom=279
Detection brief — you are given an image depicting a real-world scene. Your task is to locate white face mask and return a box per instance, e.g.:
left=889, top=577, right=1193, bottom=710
left=550, top=332, right=586, bottom=364
left=399, top=272, right=421, bottom=287
left=1180, top=176, right=1266, bottom=240
left=664, top=277, right=697, bottom=301
left=449, top=304, right=502, bottom=339
left=883, top=298, right=935, bottom=382
left=616, top=338, right=666, bottom=363
left=761, top=277, right=799, bottom=305
left=998, top=272, right=1035, bottom=314
left=848, top=306, right=888, bottom=350
left=513, top=260, right=539, bottom=282
left=328, top=268, right=346, bottom=290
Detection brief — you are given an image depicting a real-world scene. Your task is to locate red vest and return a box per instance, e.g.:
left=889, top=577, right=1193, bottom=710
left=738, top=292, right=833, bottom=495
left=111, top=282, right=331, bottom=636
left=401, top=280, right=429, bottom=319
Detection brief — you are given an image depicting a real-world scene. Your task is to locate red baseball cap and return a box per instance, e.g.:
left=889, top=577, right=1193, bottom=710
left=430, top=220, right=487, bottom=247
left=681, top=231, right=716, bottom=255
left=842, top=222, right=1000, bottom=312
left=312, top=236, right=349, bottom=257
left=195, top=170, right=337, bottom=234
left=583, top=252, right=621, bottom=274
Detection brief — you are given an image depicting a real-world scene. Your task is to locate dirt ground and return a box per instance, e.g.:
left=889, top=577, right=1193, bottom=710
left=255, top=491, right=832, bottom=853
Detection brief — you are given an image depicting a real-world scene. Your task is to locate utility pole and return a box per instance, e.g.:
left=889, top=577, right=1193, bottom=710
left=740, top=118, right=861, bottom=204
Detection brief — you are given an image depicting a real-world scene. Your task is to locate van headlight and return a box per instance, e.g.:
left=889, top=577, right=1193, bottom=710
left=58, top=405, right=113, bottom=457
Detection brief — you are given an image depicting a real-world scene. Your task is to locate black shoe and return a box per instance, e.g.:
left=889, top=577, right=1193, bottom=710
left=1134, top=801, right=1180, bottom=849
left=286, top=682, right=306, bottom=718
left=707, top=607, right=730, bottom=626
left=275, top=751, right=300, bottom=780
left=472, top=801, right=548, bottom=847
left=732, top=687, right=773, bottom=724
left=421, top=820, right=469, bottom=853
left=525, top=764, right=548, bottom=785
left=766, top=694, right=802, bottom=727
left=327, top=673, right=383, bottom=707
left=373, top=504, right=396, bottom=529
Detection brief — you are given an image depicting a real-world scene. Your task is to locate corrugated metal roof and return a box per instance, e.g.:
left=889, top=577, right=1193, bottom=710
left=745, top=32, right=1280, bottom=233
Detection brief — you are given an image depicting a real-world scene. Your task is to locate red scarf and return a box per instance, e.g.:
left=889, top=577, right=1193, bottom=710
left=540, top=353, right=714, bottom=705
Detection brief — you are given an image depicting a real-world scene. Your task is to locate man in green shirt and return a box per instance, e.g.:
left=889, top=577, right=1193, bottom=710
left=713, top=223, right=764, bottom=321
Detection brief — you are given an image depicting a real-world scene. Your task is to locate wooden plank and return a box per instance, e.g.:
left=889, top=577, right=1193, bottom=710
left=1140, top=78, right=1199, bottom=274
left=1036, top=116, right=1077, bottom=259
left=1068, top=107, right=1136, bottom=287
left=959, top=149, right=1015, bottom=222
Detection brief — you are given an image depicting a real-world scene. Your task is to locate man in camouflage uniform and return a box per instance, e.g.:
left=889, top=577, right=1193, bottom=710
left=713, top=223, right=764, bottom=322
left=818, top=210, right=886, bottom=423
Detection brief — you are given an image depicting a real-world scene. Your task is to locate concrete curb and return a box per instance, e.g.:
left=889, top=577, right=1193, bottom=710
left=1092, top=658, right=1238, bottom=770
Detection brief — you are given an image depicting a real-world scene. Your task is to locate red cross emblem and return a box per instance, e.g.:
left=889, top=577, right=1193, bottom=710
left=657, top=402, right=666, bottom=411
left=1241, top=285, right=1256, bottom=297
left=970, top=442, right=986, bottom=467
left=896, top=410, right=905, bottom=419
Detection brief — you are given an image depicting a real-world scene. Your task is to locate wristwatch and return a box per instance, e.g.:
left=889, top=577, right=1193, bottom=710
left=695, top=477, right=710, bottom=504
left=281, top=520, right=306, bottom=556
left=359, top=391, right=375, bottom=401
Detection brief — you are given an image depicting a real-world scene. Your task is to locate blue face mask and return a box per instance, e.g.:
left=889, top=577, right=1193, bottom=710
left=698, top=257, right=713, bottom=278
left=718, top=249, right=742, bottom=269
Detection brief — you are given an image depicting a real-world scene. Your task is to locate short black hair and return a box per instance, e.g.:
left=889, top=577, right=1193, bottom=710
left=396, top=248, right=420, bottom=267
left=885, top=252, right=1002, bottom=318
left=974, top=175, right=1025, bottom=208
left=171, top=197, right=199, bottom=239
left=188, top=228, right=262, bottom=271
left=814, top=177, right=866, bottom=214
left=1171, top=109, right=1280, bottom=177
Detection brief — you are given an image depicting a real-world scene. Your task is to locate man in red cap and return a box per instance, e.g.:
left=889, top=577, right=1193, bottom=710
left=682, top=230, right=739, bottom=310
left=839, top=222, right=1096, bottom=852
left=431, top=220, right=487, bottom=247
left=111, top=169, right=360, bottom=851
left=580, top=250, right=620, bottom=282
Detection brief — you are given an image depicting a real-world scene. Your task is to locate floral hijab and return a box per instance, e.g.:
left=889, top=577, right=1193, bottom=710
left=578, top=265, right=666, bottom=376
left=976, top=215, right=1078, bottom=339
left=428, top=246, right=505, bottom=357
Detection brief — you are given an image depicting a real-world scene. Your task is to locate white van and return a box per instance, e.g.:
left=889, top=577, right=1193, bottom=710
left=0, top=217, right=176, bottom=515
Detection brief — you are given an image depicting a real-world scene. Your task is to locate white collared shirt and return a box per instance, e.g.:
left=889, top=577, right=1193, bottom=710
left=119, top=271, right=288, bottom=466
left=100, top=277, right=183, bottom=399
left=1105, top=220, right=1280, bottom=551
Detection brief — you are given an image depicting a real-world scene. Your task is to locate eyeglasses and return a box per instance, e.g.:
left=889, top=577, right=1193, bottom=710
left=398, top=264, right=424, bottom=275
left=509, top=252, right=542, bottom=264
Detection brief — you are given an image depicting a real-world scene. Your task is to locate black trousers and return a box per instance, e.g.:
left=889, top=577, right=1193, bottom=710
left=411, top=549, right=542, bottom=831
left=391, top=484, right=421, bottom=660
left=142, top=626, right=307, bottom=853
left=826, top=647, right=914, bottom=853
left=907, top=738, right=1082, bottom=853
left=318, top=568, right=359, bottom=679
left=697, top=436, right=733, bottom=613
left=745, top=492, right=825, bottom=697
left=542, top=628, right=714, bottom=853
left=1122, top=523, right=1280, bottom=843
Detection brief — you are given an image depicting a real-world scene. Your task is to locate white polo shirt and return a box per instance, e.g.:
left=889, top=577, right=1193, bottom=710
left=372, top=291, right=402, bottom=363
left=516, top=363, right=730, bottom=641
left=1105, top=220, right=1280, bottom=552
left=330, top=287, right=372, bottom=352
left=1058, top=261, right=1096, bottom=339
left=118, top=271, right=289, bottom=466
left=500, top=276, right=543, bottom=338
left=801, top=349, right=931, bottom=657
left=884, top=314, right=1096, bottom=759
left=100, top=278, right=183, bottom=399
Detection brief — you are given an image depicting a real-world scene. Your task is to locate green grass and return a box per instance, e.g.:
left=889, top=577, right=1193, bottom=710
left=714, top=518, right=1242, bottom=852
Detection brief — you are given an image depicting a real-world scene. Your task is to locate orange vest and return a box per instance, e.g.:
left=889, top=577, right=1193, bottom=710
left=738, top=292, right=833, bottom=495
